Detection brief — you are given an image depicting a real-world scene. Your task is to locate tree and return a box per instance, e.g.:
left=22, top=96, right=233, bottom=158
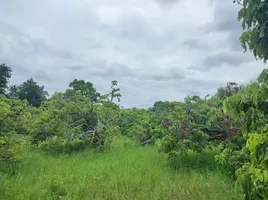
left=234, top=0, right=268, bottom=62
left=215, top=82, right=241, bottom=100
left=110, top=80, right=121, bottom=103
left=9, top=78, right=49, bottom=107
left=222, top=69, right=268, bottom=199
left=0, top=134, right=27, bottom=175
left=232, top=1, right=268, bottom=198
left=8, top=85, right=19, bottom=98
left=0, top=95, right=30, bottom=175
left=159, top=96, right=241, bottom=157
left=68, top=79, right=100, bottom=103
left=0, top=64, right=12, bottom=95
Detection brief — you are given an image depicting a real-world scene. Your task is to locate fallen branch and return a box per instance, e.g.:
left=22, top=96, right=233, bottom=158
left=137, top=136, right=156, bottom=146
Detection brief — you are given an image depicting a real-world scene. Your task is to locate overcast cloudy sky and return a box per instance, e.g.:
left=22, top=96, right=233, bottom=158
left=0, top=0, right=266, bottom=108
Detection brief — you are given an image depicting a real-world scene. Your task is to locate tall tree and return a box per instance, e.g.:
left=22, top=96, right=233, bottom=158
left=8, top=85, right=19, bottom=98
left=0, top=63, right=12, bottom=95
left=68, top=79, right=100, bottom=103
left=110, top=80, right=121, bottom=103
left=10, top=78, right=49, bottom=107
left=234, top=0, right=268, bottom=62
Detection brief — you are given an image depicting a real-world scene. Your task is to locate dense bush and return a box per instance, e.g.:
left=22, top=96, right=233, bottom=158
left=0, top=95, right=30, bottom=174
left=222, top=69, right=268, bottom=199
left=0, top=133, right=28, bottom=175
left=0, top=79, right=122, bottom=159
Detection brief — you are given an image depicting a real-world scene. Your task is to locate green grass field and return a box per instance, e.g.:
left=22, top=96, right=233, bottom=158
left=0, top=138, right=243, bottom=200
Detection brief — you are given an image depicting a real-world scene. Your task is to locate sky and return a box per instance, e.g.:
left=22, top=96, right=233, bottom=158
left=0, top=0, right=266, bottom=108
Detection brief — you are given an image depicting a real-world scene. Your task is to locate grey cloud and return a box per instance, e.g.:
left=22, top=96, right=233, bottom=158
left=88, top=44, right=104, bottom=49
left=0, top=22, right=74, bottom=60
left=176, top=78, right=226, bottom=98
left=64, top=65, right=85, bottom=71
left=228, top=30, right=244, bottom=51
left=204, top=0, right=244, bottom=52
left=187, top=79, right=224, bottom=89
left=80, top=37, right=105, bottom=49
left=0, top=56, right=30, bottom=79
left=149, top=73, right=184, bottom=81
left=106, top=9, right=181, bottom=52
left=144, top=67, right=191, bottom=81
left=31, top=38, right=74, bottom=59
left=202, top=51, right=253, bottom=68
left=117, top=12, right=151, bottom=41
left=91, top=63, right=133, bottom=78
left=206, top=15, right=240, bottom=33
left=205, top=1, right=241, bottom=33
left=34, top=69, right=56, bottom=82
left=0, top=0, right=265, bottom=108
left=188, top=65, right=209, bottom=73
left=90, top=62, right=191, bottom=82
left=155, top=0, right=182, bottom=6
left=8, top=62, right=29, bottom=75
left=183, top=39, right=209, bottom=49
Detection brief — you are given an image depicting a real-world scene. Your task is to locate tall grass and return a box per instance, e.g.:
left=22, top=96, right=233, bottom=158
left=0, top=137, right=243, bottom=200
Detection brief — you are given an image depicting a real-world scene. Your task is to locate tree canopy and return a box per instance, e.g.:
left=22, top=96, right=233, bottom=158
left=9, top=78, right=49, bottom=107
left=0, top=63, right=12, bottom=95
left=68, top=79, right=100, bottom=103
left=234, top=0, right=268, bottom=62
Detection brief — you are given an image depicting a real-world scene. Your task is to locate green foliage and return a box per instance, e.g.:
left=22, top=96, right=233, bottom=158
left=235, top=0, right=268, bottom=62
left=118, top=108, right=164, bottom=145
left=29, top=92, right=97, bottom=141
left=0, top=94, right=30, bottom=135
left=0, top=95, right=31, bottom=175
left=214, top=136, right=249, bottom=172
left=110, top=80, right=121, bottom=103
left=38, top=135, right=91, bottom=155
left=68, top=79, right=100, bottom=103
left=236, top=127, right=268, bottom=200
left=0, top=133, right=28, bottom=175
left=151, top=101, right=184, bottom=112
left=159, top=96, right=240, bottom=157
left=9, top=78, right=49, bottom=107
left=25, top=82, right=122, bottom=155
left=0, top=63, right=12, bottom=95
left=28, top=92, right=118, bottom=154
left=0, top=100, right=11, bottom=120
left=0, top=74, right=123, bottom=158
left=222, top=68, right=268, bottom=199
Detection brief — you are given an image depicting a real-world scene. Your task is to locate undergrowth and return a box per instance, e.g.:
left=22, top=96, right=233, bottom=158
left=0, top=137, right=243, bottom=200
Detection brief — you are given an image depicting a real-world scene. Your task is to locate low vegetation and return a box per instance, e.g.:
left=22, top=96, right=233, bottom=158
left=0, top=137, right=243, bottom=200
